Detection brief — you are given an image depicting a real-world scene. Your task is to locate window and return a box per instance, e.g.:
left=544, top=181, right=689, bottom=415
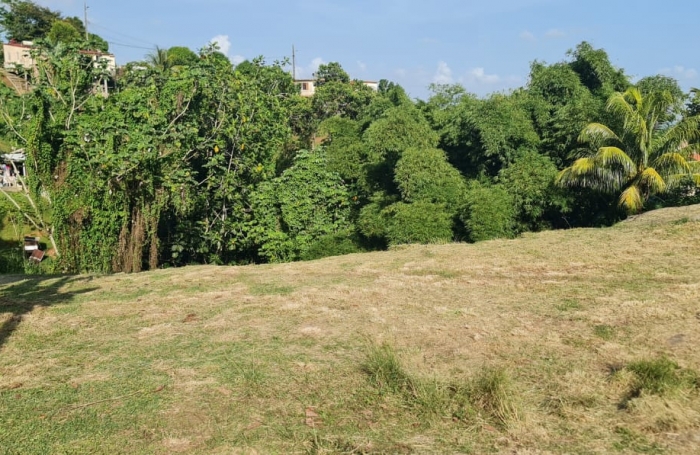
left=302, top=83, right=308, bottom=91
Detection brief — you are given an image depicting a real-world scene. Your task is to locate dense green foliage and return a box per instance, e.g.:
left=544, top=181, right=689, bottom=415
left=0, top=30, right=698, bottom=273
left=0, top=0, right=108, bottom=50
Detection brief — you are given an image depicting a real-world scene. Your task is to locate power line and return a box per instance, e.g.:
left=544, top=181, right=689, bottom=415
left=88, top=21, right=157, bottom=49
left=107, top=41, right=155, bottom=51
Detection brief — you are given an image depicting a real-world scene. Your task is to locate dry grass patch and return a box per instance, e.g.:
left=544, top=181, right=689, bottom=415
left=2, top=205, right=700, bottom=453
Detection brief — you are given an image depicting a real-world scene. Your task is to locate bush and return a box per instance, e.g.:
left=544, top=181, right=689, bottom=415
left=394, top=147, right=467, bottom=209
left=498, top=150, right=569, bottom=232
left=251, top=150, right=354, bottom=262
left=300, top=231, right=363, bottom=261
left=0, top=249, right=24, bottom=273
left=461, top=181, right=516, bottom=242
left=383, top=201, right=454, bottom=245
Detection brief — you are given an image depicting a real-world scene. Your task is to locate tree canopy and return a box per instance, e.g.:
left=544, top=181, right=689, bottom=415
left=0, top=38, right=698, bottom=274
left=0, top=0, right=108, bottom=50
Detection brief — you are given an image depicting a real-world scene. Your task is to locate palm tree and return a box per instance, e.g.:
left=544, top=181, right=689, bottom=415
left=146, top=46, right=170, bottom=71
left=557, top=87, right=700, bottom=213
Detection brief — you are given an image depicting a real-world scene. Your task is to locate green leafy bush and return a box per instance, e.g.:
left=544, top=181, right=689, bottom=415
left=461, top=181, right=516, bottom=242
left=394, top=147, right=467, bottom=210
left=383, top=201, right=454, bottom=245
left=498, top=150, right=569, bottom=232
left=300, top=231, right=363, bottom=261
left=251, top=150, right=353, bottom=262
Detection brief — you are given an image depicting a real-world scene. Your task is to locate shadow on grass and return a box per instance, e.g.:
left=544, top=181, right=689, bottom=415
left=0, top=275, right=98, bottom=351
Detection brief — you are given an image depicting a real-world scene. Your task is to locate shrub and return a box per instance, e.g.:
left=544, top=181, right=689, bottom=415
left=498, top=150, right=569, bottom=232
left=251, top=150, right=353, bottom=262
left=383, top=201, right=454, bottom=245
left=394, top=147, right=467, bottom=210
left=300, top=231, right=363, bottom=261
left=461, top=181, right=516, bottom=242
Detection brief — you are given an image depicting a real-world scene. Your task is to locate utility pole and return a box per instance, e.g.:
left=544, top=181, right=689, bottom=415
left=292, top=45, right=296, bottom=81
left=84, top=2, right=89, bottom=40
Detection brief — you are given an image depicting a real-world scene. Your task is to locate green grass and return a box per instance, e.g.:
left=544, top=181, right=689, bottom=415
left=594, top=324, right=616, bottom=340
left=2, top=204, right=700, bottom=453
left=626, top=357, right=699, bottom=399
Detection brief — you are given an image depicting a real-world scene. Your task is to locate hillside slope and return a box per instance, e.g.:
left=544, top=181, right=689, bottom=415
left=2, top=205, right=700, bottom=454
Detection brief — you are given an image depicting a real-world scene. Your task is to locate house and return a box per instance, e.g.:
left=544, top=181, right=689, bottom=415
left=3, top=40, right=117, bottom=74
left=2, top=40, right=116, bottom=95
left=294, top=78, right=379, bottom=97
left=2, top=41, right=35, bottom=71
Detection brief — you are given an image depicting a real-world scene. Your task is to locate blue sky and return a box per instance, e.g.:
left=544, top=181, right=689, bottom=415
left=37, top=0, right=699, bottom=99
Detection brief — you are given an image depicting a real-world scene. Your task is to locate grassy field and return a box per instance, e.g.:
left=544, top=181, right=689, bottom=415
left=2, top=205, right=700, bottom=454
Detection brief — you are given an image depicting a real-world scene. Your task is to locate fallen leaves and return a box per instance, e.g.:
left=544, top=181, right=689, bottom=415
left=305, top=406, right=322, bottom=428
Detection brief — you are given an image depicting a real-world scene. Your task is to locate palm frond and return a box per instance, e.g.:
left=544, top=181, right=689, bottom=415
left=661, top=115, right=700, bottom=152
left=608, top=89, right=647, bottom=142
left=652, top=152, right=691, bottom=175
left=594, top=146, right=635, bottom=175
left=557, top=157, right=628, bottom=192
left=578, top=123, right=621, bottom=145
left=639, top=167, right=666, bottom=194
left=618, top=185, right=643, bottom=213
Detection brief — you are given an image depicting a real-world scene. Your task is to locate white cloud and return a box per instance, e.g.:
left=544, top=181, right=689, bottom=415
left=357, top=61, right=367, bottom=72
left=209, top=35, right=245, bottom=65
left=660, top=65, right=698, bottom=80
left=468, top=67, right=501, bottom=84
left=545, top=28, right=566, bottom=38
left=433, top=61, right=453, bottom=84
left=395, top=68, right=407, bottom=78
left=293, top=57, right=325, bottom=79
left=520, top=30, right=536, bottom=42
left=309, top=57, right=325, bottom=76
left=210, top=34, right=231, bottom=56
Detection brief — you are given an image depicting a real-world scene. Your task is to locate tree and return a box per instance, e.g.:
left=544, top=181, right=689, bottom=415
left=146, top=46, right=170, bottom=71
left=167, top=46, right=199, bottom=67
left=557, top=87, right=700, bottom=213
left=250, top=150, right=353, bottom=262
left=46, top=19, right=81, bottom=44
left=0, top=0, right=60, bottom=41
left=362, top=104, right=438, bottom=195
left=312, top=78, right=375, bottom=121
left=315, top=62, right=350, bottom=85
left=568, top=41, right=629, bottom=95
left=498, top=150, right=569, bottom=231
left=688, top=88, right=700, bottom=117
left=394, top=147, right=466, bottom=210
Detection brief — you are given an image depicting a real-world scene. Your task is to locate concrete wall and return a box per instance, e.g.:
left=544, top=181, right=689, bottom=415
left=3, top=42, right=116, bottom=74
left=3, top=43, right=34, bottom=71
left=295, top=79, right=379, bottom=97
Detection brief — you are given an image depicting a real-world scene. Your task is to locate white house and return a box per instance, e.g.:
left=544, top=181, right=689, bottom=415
left=3, top=40, right=116, bottom=75
left=294, top=78, right=379, bottom=97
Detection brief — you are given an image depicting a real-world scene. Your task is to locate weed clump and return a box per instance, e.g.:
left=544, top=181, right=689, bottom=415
left=361, top=342, right=416, bottom=395
left=618, top=357, right=700, bottom=410
left=627, top=357, right=698, bottom=397
left=470, top=367, right=520, bottom=427
left=361, top=343, right=519, bottom=428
